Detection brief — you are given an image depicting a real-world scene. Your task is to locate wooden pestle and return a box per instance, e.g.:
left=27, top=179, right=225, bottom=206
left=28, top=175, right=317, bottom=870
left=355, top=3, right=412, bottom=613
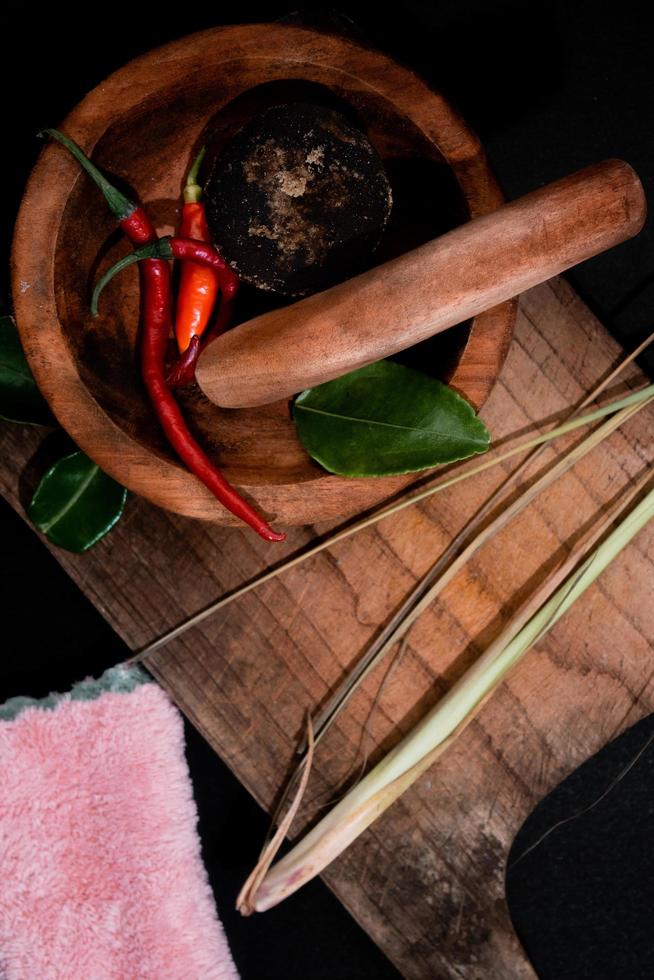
left=196, top=160, right=646, bottom=409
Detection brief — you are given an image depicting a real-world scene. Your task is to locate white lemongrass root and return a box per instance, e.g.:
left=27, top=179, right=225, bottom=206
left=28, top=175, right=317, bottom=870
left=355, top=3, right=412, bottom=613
left=250, top=477, right=654, bottom=912
left=236, top=717, right=315, bottom=916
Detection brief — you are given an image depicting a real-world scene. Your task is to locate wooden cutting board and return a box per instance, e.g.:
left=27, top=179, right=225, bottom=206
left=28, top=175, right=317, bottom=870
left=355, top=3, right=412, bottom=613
left=2, top=277, right=653, bottom=979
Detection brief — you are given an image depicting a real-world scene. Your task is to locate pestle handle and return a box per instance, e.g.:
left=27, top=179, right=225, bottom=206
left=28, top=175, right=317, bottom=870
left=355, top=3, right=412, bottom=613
left=196, top=160, right=646, bottom=409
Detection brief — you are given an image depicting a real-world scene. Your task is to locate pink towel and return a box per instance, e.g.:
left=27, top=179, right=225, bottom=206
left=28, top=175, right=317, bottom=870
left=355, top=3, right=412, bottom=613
left=0, top=667, right=239, bottom=980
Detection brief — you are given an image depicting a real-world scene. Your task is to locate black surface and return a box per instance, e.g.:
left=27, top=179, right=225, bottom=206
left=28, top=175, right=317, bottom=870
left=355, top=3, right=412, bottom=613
left=2, top=4, right=654, bottom=978
left=2, top=2, right=654, bottom=374
left=507, top=713, right=654, bottom=980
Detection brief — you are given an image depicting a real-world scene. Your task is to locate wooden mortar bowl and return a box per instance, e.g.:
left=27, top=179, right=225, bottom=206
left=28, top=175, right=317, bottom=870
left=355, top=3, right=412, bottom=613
left=12, top=24, right=515, bottom=526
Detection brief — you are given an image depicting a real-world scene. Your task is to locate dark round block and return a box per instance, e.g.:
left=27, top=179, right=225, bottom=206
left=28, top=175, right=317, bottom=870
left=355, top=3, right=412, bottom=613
left=204, top=102, right=393, bottom=296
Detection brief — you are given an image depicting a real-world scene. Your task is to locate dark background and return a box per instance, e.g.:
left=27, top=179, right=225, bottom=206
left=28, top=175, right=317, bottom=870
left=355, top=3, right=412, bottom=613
left=2, top=3, right=654, bottom=978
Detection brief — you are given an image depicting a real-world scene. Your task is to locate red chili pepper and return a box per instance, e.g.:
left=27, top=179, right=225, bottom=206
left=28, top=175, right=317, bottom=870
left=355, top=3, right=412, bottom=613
left=92, top=237, right=248, bottom=309
left=166, top=147, right=241, bottom=388
left=44, top=130, right=285, bottom=543
left=138, top=256, right=285, bottom=541
left=169, top=237, right=234, bottom=267
left=175, top=147, right=221, bottom=353
left=167, top=265, right=240, bottom=387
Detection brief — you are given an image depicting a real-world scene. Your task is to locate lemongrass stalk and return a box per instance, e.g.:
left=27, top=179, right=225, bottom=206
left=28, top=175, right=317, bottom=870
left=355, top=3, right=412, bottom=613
left=248, top=479, right=654, bottom=912
left=302, top=330, right=654, bottom=738
left=274, top=398, right=648, bottom=828
left=303, top=396, right=651, bottom=750
left=131, top=382, right=654, bottom=665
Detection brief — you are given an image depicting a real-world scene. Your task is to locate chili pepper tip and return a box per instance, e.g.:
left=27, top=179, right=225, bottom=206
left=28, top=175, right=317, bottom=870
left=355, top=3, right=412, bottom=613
left=261, top=528, right=287, bottom=542
left=167, top=335, right=202, bottom=387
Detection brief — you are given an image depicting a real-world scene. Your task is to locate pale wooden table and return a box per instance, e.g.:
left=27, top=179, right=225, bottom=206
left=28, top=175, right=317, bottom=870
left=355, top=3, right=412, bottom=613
left=2, top=278, right=653, bottom=978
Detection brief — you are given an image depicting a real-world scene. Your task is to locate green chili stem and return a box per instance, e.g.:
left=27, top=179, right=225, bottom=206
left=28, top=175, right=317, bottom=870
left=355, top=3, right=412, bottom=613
left=41, top=128, right=136, bottom=221
left=91, top=239, right=174, bottom=315
left=184, top=145, right=206, bottom=204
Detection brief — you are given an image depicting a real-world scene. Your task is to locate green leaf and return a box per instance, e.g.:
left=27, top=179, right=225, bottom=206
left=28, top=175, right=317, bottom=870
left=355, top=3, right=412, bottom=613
left=28, top=451, right=127, bottom=552
left=294, top=361, right=490, bottom=477
left=0, top=315, right=54, bottom=425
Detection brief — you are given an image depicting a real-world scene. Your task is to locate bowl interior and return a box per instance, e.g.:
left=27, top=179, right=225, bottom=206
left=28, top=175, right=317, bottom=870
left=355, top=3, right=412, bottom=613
left=54, top=74, right=471, bottom=488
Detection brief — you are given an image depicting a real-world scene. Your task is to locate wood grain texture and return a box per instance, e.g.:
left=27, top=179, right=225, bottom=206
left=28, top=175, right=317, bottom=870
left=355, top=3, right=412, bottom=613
left=2, top=278, right=653, bottom=978
left=11, top=23, right=515, bottom=527
left=197, top=159, right=645, bottom=408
